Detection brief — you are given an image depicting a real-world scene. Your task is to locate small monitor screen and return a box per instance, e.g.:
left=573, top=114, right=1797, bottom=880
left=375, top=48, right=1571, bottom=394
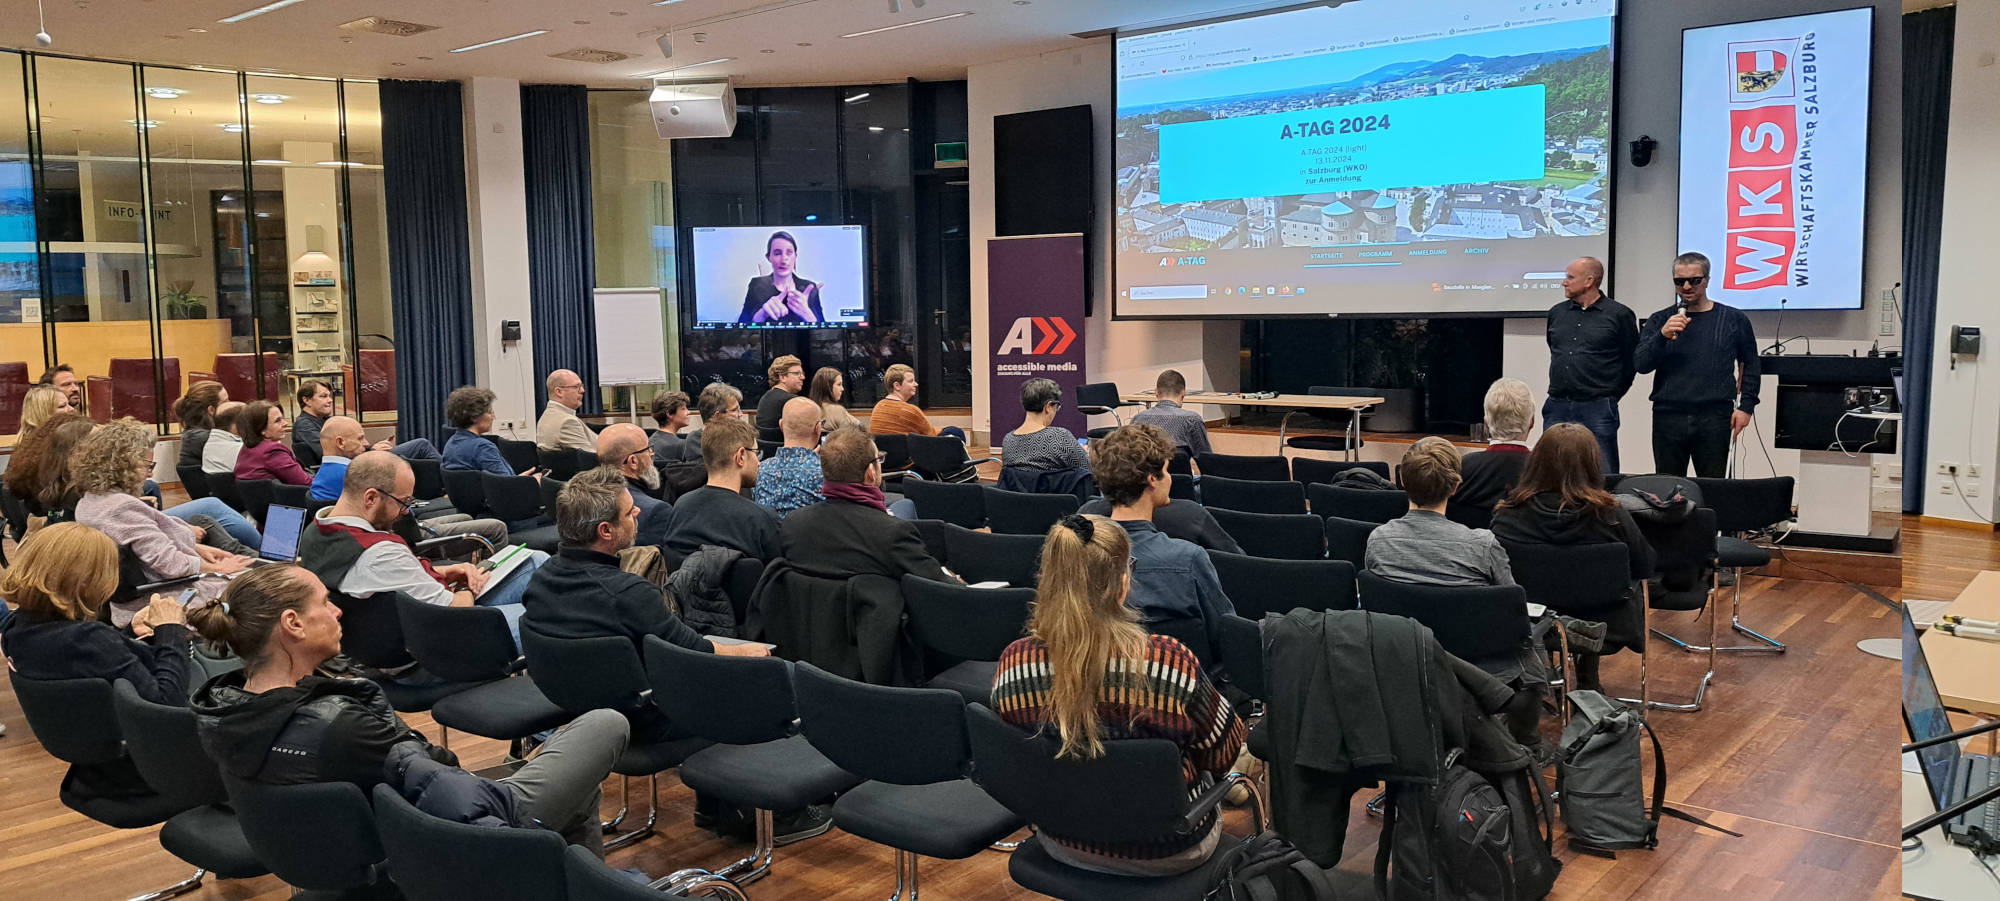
left=260, top=505, right=307, bottom=562
left=689, top=225, right=868, bottom=330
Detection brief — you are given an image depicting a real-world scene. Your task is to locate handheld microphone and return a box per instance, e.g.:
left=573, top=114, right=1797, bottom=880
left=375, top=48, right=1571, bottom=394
left=1668, top=297, right=1685, bottom=340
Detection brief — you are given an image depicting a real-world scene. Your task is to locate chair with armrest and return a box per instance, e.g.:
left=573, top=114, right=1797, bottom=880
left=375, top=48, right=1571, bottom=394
left=1215, top=614, right=1267, bottom=703
left=442, top=468, right=488, bottom=518
left=1688, top=475, right=1794, bottom=652
left=1206, top=551, right=1355, bottom=618
left=1617, top=475, right=1723, bottom=712
left=1194, top=452, right=1290, bottom=481
left=540, top=447, right=598, bottom=481
left=900, top=574, right=1034, bottom=704
left=1075, top=382, right=1140, bottom=440
left=1502, top=540, right=1638, bottom=722
left=939, top=523, right=1043, bottom=587
left=875, top=432, right=913, bottom=474
left=1290, top=457, right=1392, bottom=485
left=965, top=704, right=1267, bottom=901
left=903, top=478, right=986, bottom=529
left=203, top=471, right=245, bottom=514
left=272, top=482, right=331, bottom=520
left=111, top=681, right=270, bottom=900
left=910, top=519, right=953, bottom=565
left=983, top=485, right=1080, bottom=535
left=480, top=471, right=561, bottom=551
left=1170, top=473, right=1197, bottom=501
left=222, top=778, right=393, bottom=896
left=485, top=435, right=538, bottom=475
left=8, top=673, right=186, bottom=830
left=236, top=477, right=279, bottom=529
left=1206, top=508, right=1326, bottom=561
left=371, top=784, right=567, bottom=901
left=908, top=433, right=994, bottom=483
left=1306, top=483, right=1409, bottom=525
left=1198, top=475, right=1307, bottom=515
left=398, top=597, right=570, bottom=755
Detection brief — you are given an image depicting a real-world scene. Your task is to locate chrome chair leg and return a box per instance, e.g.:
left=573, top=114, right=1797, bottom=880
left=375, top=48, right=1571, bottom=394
left=603, top=774, right=658, bottom=851
left=987, top=840, right=1020, bottom=852
left=126, top=868, right=205, bottom=901
left=711, top=808, right=775, bottom=885
left=883, top=848, right=923, bottom=901
left=657, top=868, right=751, bottom=900
left=1622, top=579, right=1714, bottom=712
left=600, top=774, right=630, bottom=833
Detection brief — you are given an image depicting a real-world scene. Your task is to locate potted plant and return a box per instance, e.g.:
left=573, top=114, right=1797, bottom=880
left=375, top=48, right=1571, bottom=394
left=162, top=280, right=208, bottom=319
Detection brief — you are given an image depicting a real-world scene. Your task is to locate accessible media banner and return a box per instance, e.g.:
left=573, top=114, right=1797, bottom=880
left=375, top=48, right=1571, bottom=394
left=987, top=234, right=1088, bottom=442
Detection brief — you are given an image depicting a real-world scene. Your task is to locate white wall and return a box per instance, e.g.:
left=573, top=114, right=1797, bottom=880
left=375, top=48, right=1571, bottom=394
left=461, top=76, right=539, bottom=440
left=1925, top=0, right=2000, bottom=524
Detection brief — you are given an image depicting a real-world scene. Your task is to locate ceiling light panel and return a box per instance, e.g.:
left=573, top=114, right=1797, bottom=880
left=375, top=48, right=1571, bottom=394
left=219, top=0, right=311, bottom=25
left=841, top=11, right=973, bottom=39
left=450, top=30, right=550, bottom=53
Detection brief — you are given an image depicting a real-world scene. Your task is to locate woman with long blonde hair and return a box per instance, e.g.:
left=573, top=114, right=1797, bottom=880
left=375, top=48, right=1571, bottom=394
left=19, top=383, right=73, bottom=439
left=989, top=513, right=1246, bottom=876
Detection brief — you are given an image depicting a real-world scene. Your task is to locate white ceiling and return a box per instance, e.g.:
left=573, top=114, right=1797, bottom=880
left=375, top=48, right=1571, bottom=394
left=0, top=0, right=1283, bottom=88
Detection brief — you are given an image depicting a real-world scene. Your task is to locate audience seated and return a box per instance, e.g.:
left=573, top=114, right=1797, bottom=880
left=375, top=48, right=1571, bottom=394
left=751, top=396, right=825, bottom=519
left=990, top=514, right=1246, bottom=877
left=755, top=354, right=806, bottom=434
left=869, top=363, right=965, bottom=441
left=189, top=565, right=631, bottom=856
left=780, top=425, right=954, bottom=583
left=1001, top=378, right=1091, bottom=474
left=808, top=366, right=861, bottom=432
left=174, top=381, right=227, bottom=471
left=442, top=386, right=536, bottom=476
left=537, top=369, right=597, bottom=454
left=661, top=417, right=780, bottom=561
left=683, top=382, right=744, bottom=452
left=313, top=416, right=507, bottom=548
left=21, top=383, right=75, bottom=441
left=1080, top=426, right=1243, bottom=554
left=522, top=468, right=768, bottom=737
left=72, top=420, right=253, bottom=595
left=38, top=363, right=81, bottom=412
left=648, top=390, right=699, bottom=462
left=1452, top=378, right=1536, bottom=529
left=1365, top=437, right=1514, bottom=587
left=1085, top=423, right=1235, bottom=664
left=1130, top=369, right=1212, bottom=457
left=0, top=522, right=194, bottom=705
left=1491, top=423, right=1654, bottom=693
left=6, top=412, right=96, bottom=521
left=596, top=424, right=672, bottom=546
left=294, top=378, right=439, bottom=469
left=300, top=451, right=547, bottom=643
left=202, top=401, right=247, bottom=475
left=233, top=401, right=311, bottom=487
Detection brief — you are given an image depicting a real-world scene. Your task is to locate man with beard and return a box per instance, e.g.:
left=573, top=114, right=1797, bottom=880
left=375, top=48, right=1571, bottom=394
left=660, top=416, right=780, bottom=561
left=595, top=423, right=672, bottom=547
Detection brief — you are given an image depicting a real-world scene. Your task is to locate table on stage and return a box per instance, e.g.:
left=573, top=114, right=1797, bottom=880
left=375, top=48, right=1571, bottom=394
left=1120, top=391, right=1386, bottom=459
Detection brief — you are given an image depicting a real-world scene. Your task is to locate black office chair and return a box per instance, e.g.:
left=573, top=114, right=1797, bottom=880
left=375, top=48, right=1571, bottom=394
left=409, top=456, right=455, bottom=507
left=539, top=446, right=599, bottom=481
left=911, top=518, right=954, bottom=565
left=1306, top=482, right=1409, bottom=524
left=1198, top=475, right=1307, bottom=514
left=643, top=637, right=864, bottom=885
left=564, top=844, right=748, bottom=900
left=1290, top=457, right=1392, bottom=485
left=901, top=574, right=1034, bottom=704
left=494, top=436, right=540, bottom=475
left=965, top=704, right=1265, bottom=901
left=443, top=468, right=489, bottom=517
left=237, top=477, right=279, bottom=528
left=398, top=597, right=570, bottom=754
left=984, top=485, right=1080, bottom=535
left=756, top=438, right=782, bottom=460
left=875, top=432, right=914, bottom=474
left=1146, top=616, right=1216, bottom=669
left=481, top=471, right=561, bottom=551
left=1619, top=488, right=1723, bottom=713
left=1690, top=475, right=1794, bottom=653
left=111, top=681, right=269, bottom=900
left=1168, top=450, right=1193, bottom=475
left=1194, top=452, right=1291, bottom=481
left=271, top=482, right=332, bottom=522
left=1170, top=473, right=1197, bottom=501
left=1356, top=571, right=1530, bottom=677
left=903, top=478, right=987, bottom=529
left=940, top=523, right=1044, bottom=586
left=0, top=484, right=32, bottom=547
left=223, top=777, right=394, bottom=896
left=1076, top=382, right=1140, bottom=440
left=1281, top=385, right=1375, bottom=457
left=793, top=664, right=1026, bottom=898
left=909, top=433, right=994, bottom=483
left=1503, top=540, right=1640, bottom=722
left=175, top=462, right=212, bottom=500
left=1206, top=551, right=1355, bottom=618
left=1216, top=614, right=1267, bottom=703
left=520, top=625, right=713, bottom=852
left=372, top=784, right=567, bottom=901
left=539, top=474, right=567, bottom=517
left=1323, top=515, right=1378, bottom=569
left=204, top=471, right=245, bottom=512
left=1207, top=508, right=1326, bottom=561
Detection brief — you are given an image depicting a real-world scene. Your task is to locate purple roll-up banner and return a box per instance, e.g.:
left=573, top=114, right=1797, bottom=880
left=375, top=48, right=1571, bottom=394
left=987, top=233, right=1088, bottom=442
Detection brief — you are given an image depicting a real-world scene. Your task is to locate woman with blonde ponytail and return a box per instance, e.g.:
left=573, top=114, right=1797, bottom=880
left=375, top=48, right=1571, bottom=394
left=989, top=513, right=1246, bottom=877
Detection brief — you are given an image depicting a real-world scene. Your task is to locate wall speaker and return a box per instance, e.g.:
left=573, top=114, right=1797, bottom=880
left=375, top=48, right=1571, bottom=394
left=650, top=79, right=737, bottom=139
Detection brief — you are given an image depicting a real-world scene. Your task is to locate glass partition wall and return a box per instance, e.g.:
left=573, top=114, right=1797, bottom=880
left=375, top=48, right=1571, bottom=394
left=0, top=50, right=391, bottom=447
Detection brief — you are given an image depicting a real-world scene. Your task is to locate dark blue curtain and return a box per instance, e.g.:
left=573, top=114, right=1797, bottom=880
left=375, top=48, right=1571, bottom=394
left=1903, top=7, right=1953, bottom=514
left=521, top=84, right=601, bottom=415
left=380, top=79, right=477, bottom=445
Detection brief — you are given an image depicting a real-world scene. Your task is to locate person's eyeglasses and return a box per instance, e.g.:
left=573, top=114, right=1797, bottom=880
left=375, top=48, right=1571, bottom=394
left=381, top=492, right=415, bottom=515
left=1672, top=276, right=1706, bottom=287
left=624, top=448, right=652, bottom=465
left=873, top=452, right=887, bottom=466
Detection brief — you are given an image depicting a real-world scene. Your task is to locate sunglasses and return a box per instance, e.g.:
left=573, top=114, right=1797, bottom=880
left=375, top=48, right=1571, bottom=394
left=1672, top=276, right=1707, bottom=287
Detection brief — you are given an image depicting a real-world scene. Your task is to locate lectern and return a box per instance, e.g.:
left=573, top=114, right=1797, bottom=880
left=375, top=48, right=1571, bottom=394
left=1763, top=354, right=1899, bottom=552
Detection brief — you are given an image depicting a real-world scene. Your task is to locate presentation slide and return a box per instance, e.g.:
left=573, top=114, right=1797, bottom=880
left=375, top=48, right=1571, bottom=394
left=1678, top=8, right=1870, bottom=311
left=1113, top=0, right=1616, bottom=319
left=689, top=225, right=869, bottom=330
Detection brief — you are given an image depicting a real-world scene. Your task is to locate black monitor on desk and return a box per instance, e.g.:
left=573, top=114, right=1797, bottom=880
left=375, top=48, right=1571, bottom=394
left=1761, top=354, right=1899, bottom=453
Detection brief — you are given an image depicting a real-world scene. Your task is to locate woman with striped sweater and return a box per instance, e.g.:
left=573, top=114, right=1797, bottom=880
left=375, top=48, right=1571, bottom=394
left=989, top=513, right=1246, bottom=877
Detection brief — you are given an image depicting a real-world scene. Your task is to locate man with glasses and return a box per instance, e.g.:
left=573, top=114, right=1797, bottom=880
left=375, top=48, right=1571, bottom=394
left=660, top=417, right=781, bottom=562
left=1635, top=251, right=1762, bottom=478
left=751, top=396, right=827, bottom=519
left=780, top=425, right=954, bottom=584
left=537, top=369, right=598, bottom=454
left=754, top=355, right=807, bottom=436
left=311, top=415, right=508, bottom=548
left=1543, top=256, right=1636, bottom=472
left=300, top=452, right=548, bottom=649
left=596, top=423, right=673, bottom=547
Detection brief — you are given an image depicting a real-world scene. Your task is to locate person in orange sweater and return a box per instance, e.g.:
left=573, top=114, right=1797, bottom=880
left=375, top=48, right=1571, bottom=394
left=867, top=363, right=965, bottom=441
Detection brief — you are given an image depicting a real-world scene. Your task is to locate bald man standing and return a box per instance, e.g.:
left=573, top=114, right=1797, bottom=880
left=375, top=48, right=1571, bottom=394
left=751, top=396, right=826, bottom=519
left=1544, top=256, right=1637, bottom=472
left=537, top=369, right=597, bottom=453
left=597, top=423, right=674, bottom=547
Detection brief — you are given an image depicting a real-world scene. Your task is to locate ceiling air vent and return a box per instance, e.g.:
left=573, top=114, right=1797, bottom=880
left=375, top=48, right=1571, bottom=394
left=339, top=17, right=440, bottom=37
left=550, top=48, right=632, bottom=64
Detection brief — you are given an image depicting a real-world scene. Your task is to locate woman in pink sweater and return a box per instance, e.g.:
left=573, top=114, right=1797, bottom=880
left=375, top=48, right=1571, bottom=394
left=233, top=400, right=312, bottom=486
left=70, top=421, right=252, bottom=605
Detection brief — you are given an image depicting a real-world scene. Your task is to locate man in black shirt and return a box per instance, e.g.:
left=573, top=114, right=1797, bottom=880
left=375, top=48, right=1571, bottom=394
left=780, top=425, right=956, bottom=582
left=1544, top=256, right=1636, bottom=473
left=1634, top=251, right=1761, bottom=478
left=754, top=354, right=805, bottom=436
left=661, top=416, right=781, bottom=560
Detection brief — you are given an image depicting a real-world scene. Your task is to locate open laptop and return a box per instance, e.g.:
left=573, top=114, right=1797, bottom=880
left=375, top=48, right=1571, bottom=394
left=1902, top=601, right=2000, bottom=847
left=252, top=504, right=308, bottom=565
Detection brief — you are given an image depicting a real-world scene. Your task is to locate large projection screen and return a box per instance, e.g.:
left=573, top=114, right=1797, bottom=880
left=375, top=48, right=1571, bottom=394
left=1677, top=7, right=1871, bottom=311
left=1112, top=0, right=1617, bottom=319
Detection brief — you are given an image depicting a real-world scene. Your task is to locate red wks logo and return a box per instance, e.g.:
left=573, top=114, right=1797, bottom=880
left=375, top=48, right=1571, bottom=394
left=1728, top=105, right=1795, bottom=167
left=1723, top=87, right=1799, bottom=291
left=995, top=317, right=1078, bottom=356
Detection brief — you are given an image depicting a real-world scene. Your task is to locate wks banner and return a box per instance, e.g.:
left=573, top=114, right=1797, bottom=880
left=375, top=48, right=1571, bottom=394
left=988, top=234, right=1088, bottom=442
left=1677, top=8, right=1872, bottom=311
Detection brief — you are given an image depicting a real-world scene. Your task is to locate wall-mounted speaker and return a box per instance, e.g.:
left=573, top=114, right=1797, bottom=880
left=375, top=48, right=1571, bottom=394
left=650, top=79, right=737, bottom=139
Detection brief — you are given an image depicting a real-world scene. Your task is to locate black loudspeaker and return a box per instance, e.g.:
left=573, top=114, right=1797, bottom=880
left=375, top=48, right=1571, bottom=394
left=994, top=104, right=1094, bottom=314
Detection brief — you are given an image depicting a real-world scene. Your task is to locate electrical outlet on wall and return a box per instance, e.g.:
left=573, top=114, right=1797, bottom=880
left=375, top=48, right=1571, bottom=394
left=1972, top=464, right=1984, bottom=479
left=1968, top=481, right=1983, bottom=497
left=1939, top=461, right=1959, bottom=475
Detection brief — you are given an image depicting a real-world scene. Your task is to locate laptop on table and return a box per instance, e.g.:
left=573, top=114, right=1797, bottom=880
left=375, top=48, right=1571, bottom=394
left=1903, top=601, right=2000, bottom=848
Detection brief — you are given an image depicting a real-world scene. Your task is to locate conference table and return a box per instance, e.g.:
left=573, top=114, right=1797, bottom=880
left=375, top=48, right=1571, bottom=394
left=1922, top=571, right=2000, bottom=726
left=1120, top=391, right=1386, bottom=459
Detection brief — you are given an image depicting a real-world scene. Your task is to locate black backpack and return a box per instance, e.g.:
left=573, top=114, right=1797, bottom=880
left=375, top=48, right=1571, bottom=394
left=1209, top=830, right=1341, bottom=901
left=1374, top=749, right=1559, bottom=901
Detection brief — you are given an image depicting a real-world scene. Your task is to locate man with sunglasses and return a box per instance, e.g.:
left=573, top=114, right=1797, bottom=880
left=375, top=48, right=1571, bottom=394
left=1635, top=251, right=1762, bottom=478
left=597, top=423, right=673, bottom=547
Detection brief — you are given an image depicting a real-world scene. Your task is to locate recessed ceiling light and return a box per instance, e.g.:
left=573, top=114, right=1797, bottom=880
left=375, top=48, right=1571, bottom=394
left=218, top=0, right=311, bottom=25
left=572, top=19, right=590, bottom=24
left=252, top=93, right=286, bottom=104
left=841, top=11, right=972, bottom=38
left=146, top=87, right=185, bottom=99
left=252, top=158, right=289, bottom=165
left=450, top=29, right=550, bottom=53
left=219, top=123, right=246, bottom=132
left=844, top=92, right=871, bottom=103
left=416, top=55, right=433, bottom=60
left=635, top=57, right=732, bottom=76
left=652, top=0, right=685, bottom=5
left=129, top=119, right=161, bottom=129
left=609, top=10, right=627, bottom=16
left=188, top=27, right=209, bottom=33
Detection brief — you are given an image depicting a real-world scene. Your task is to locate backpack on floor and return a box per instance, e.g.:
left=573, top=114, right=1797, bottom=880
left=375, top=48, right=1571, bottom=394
left=1556, top=690, right=1741, bottom=851
left=1374, top=748, right=1559, bottom=901
left=1209, top=830, right=1341, bottom=901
